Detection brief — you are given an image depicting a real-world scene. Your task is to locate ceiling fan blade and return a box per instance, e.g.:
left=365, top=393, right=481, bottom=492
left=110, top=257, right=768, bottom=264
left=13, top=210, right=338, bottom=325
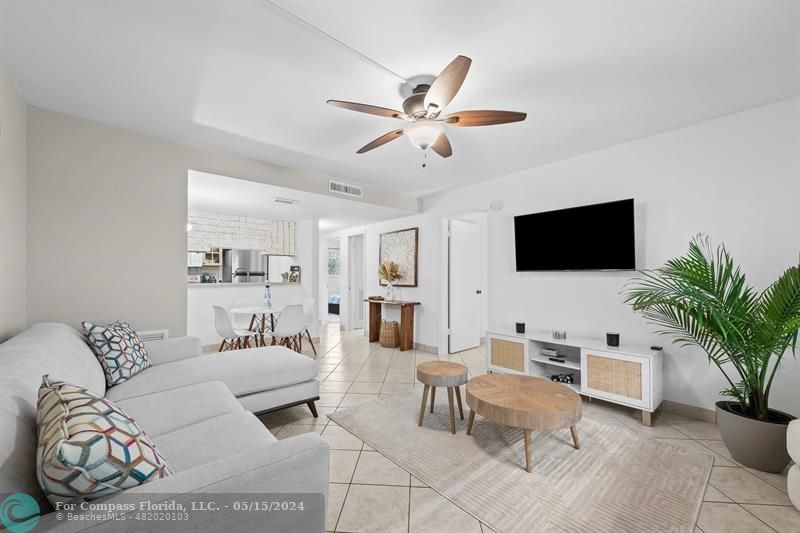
left=327, top=100, right=407, bottom=120
left=444, top=110, right=527, bottom=127
left=356, top=129, right=405, bottom=154
left=423, top=55, right=472, bottom=113
left=430, top=133, right=453, bottom=158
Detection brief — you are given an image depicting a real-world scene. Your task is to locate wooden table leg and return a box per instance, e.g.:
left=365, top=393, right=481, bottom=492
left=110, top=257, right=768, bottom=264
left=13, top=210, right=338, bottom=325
left=570, top=425, right=581, bottom=449
left=454, top=386, right=464, bottom=419
left=466, top=410, right=475, bottom=435
left=524, top=429, right=533, bottom=473
left=399, top=303, right=414, bottom=351
left=430, top=386, right=436, bottom=413
left=368, top=302, right=381, bottom=343
left=447, top=387, right=456, bottom=434
left=418, top=385, right=430, bottom=427
left=247, top=313, right=258, bottom=346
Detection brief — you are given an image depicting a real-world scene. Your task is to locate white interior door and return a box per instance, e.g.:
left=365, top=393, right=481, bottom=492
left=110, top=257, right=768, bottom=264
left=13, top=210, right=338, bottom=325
left=349, top=234, right=365, bottom=329
left=449, top=219, right=481, bottom=353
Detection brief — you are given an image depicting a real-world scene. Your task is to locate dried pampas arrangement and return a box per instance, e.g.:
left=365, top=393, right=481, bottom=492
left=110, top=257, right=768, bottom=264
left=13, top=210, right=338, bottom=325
left=378, top=260, right=402, bottom=283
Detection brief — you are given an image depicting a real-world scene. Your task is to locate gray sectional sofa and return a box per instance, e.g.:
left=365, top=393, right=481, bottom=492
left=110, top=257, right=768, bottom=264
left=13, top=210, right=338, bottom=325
left=0, top=322, right=329, bottom=532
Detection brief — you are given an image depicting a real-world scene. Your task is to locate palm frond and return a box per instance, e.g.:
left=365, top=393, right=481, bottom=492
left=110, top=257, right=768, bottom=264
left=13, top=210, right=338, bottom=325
left=623, top=235, right=800, bottom=419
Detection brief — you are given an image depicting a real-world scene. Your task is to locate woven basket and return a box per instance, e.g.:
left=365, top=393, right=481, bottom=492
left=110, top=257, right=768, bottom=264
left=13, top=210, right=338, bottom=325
left=379, top=320, right=400, bottom=348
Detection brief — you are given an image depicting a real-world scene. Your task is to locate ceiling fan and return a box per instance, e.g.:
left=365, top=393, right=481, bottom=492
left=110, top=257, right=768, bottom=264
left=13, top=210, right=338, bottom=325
left=327, top=55, right=526, bottom=159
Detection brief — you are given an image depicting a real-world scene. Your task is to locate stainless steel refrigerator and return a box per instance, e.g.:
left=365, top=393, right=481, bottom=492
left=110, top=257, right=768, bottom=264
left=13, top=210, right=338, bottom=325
left=222, top=249, right=268, bottom=283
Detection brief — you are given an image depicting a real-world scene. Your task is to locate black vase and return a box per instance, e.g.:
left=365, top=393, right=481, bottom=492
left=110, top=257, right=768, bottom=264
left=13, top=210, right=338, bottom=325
left=515, top=322, right=525, bottom=334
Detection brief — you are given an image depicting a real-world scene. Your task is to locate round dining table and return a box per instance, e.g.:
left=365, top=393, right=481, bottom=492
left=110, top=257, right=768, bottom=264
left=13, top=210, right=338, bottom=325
left=229, top=305, right=283, bottom=346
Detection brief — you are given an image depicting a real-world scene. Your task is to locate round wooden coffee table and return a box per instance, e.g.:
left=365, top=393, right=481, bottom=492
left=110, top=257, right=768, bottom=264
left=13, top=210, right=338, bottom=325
left=465, top=374, right=582, bottom=472
left=416, top=361, right=469, bottom=434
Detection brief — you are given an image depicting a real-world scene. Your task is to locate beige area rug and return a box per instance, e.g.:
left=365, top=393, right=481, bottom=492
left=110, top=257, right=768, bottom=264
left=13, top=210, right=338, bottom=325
left=329, top=392, right=712, bottom=533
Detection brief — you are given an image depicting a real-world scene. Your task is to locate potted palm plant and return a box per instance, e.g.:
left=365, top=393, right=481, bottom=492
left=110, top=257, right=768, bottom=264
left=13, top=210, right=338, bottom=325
left=624, top=236, right=799, bottom=472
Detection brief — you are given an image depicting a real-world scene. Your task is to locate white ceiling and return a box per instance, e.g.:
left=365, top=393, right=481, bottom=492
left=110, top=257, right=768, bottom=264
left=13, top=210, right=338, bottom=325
left=188, top=170, right=412, bottom=234
left=1, top=1, right=798, bottom=196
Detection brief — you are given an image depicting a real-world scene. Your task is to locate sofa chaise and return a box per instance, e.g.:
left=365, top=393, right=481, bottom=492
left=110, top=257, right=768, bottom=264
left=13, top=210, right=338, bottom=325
left=0, top=322, right=329, bottom=532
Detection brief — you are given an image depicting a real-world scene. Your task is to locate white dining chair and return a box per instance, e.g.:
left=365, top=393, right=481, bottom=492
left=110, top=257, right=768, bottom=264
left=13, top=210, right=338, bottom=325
left=300, top=298, right=317, bottom=357
left=213, top=305, right=258, bottom=351
left=234, top=298, right=264, bottom=333
left=270, top=304, right=306, bottom=353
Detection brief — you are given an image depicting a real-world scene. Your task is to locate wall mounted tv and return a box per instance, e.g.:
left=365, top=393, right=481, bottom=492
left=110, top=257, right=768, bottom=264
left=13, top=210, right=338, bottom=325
left=514, top=198, right=635, bottom=271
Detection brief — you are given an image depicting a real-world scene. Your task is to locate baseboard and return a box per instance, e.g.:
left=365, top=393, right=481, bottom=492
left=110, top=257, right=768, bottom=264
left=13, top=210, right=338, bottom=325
left=414, top=342, right=438, bottom=354
left=661, top=400, right=717, bottom=424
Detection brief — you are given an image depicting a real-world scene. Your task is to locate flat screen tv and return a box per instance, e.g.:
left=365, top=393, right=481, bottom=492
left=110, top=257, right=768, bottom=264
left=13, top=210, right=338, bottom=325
left=514, top=198, right=635, bottom=271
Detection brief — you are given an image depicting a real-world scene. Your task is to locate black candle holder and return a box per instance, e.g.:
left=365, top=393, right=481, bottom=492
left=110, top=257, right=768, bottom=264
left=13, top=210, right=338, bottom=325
left=606, top=332, right=620, bottom=347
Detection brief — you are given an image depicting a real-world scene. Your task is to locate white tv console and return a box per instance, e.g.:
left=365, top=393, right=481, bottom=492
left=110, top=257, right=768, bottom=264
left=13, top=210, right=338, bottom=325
left=485, top=329, right=663, bottom=425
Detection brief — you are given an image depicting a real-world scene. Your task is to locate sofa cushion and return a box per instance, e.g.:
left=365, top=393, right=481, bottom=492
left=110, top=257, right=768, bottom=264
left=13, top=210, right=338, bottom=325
left=106, top=346, right=317, bottom=402
left=36, top=377, right=172, bottom=505
left=787, top=419, right=799, bottom=464
left=115, top=381, right=244, bottom=437
left=153, top=411, right=277, bottom=472
left=83, top=321, right=151, bottom=387
left=789, top=465, right=799, bottom=511
left=0, top=323, right=106, bottom=501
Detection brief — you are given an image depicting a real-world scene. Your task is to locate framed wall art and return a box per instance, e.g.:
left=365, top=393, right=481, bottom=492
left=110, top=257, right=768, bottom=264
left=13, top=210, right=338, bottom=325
left=379, top=227, right=418, bottom=287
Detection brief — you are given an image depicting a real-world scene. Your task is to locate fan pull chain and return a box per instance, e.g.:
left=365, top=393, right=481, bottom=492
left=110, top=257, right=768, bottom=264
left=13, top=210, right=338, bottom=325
left=422, top=150, right=428, bottom=168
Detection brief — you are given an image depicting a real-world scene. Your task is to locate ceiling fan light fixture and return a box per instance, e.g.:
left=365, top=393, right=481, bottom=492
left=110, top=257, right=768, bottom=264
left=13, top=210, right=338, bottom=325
left=328, top=55, right=525, bottom=158
left=405, top=120, right=444, bottom=150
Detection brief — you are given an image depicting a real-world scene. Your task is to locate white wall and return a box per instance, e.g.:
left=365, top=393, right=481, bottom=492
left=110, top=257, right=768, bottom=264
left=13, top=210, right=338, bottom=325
left=0, top=60, right=27, bottom=342
left=324, top=213, right=484, bottom=354
left=25, top=108, right=415, bottom=336
left=295, top=218, right=319, bottom=337
left=361, top=216, right=442, bottom=350
left=423, top=98, right=800, bottom=414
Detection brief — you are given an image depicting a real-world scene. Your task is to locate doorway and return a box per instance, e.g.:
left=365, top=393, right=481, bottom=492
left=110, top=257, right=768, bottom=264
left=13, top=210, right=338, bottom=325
left=348, top=234, right=365, bottom=330
left=447, top=213, right=487, bottom=353
left=325, top=240, right=341, bottom=324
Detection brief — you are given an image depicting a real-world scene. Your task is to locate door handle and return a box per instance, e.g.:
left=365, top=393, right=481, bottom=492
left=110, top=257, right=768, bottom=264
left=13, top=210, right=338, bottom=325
left=476, top=290, right=482, bottom=294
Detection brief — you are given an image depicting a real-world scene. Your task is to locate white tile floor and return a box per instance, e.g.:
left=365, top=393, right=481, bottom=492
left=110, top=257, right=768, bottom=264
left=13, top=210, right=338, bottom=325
left=255, top=324, right=798, bottom=533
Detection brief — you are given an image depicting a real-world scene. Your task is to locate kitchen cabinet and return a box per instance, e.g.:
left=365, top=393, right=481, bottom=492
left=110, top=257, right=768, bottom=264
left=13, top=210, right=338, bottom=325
left=202, top=249, right=221, bottom=266
left=187, top=252, right=204, bottom=267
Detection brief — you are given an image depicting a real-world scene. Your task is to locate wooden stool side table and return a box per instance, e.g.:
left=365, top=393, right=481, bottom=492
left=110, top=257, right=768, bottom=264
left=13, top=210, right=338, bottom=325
left=416, top=361, right=469, bottom=434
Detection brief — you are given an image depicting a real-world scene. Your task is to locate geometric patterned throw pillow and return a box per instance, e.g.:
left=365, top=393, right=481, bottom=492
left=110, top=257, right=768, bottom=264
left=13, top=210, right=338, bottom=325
left=82, top=321, right=151, bottom=387
left=35, top=375, right=173, bottom=505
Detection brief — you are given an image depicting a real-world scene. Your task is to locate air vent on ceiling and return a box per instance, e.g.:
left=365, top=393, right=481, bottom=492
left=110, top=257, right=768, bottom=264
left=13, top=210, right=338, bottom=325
left=329, top=180, right=363, bottom=199
left=274, top=197, right=300, bottom=205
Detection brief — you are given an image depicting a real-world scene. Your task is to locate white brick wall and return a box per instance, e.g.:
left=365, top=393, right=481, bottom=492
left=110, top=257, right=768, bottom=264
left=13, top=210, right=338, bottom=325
left=187, top=211, right=296, bottom=254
